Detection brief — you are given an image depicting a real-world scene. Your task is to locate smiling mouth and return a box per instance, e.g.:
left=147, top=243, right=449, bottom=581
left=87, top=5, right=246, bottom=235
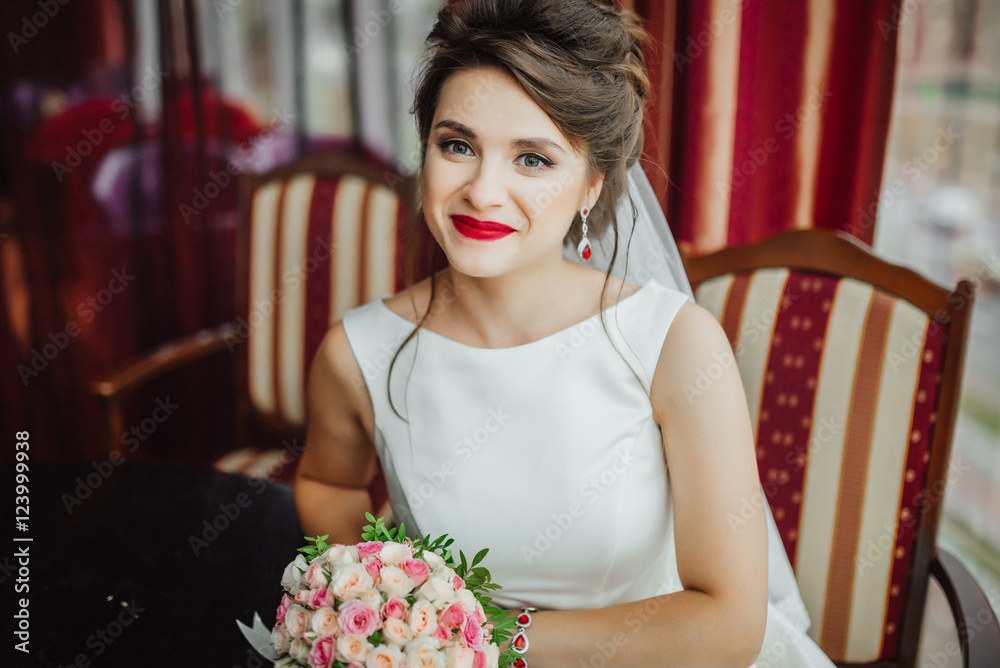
left=450, top=215, right=516, bottom=240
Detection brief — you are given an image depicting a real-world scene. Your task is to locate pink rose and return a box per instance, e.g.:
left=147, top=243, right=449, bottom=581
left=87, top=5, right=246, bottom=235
left=346, top=664, right=364, bottom=668
left=295, top=589, right=312, bottom=605
left=276, top=593, right=292, bottom=625
left=438, top=602, right=465, bottom=629
left=338, top=600, right=381, bottom=636
left=311, top=607, right=340, bottom=637
left=403, top=558, right=431, bottom=586
left=304, top=562, right=330, bottom=588
left=473, top=650, right=486, bottom=668
left=432, top=623, right=451, bottom=644
left=461, top=616, right=483, bottom=650
left=381, top=597, right=409, bottom=620
left=309, top=635, right=335, bottom=668
left=408, top=599, right=438, bottom=637
left=364, top=559, right=382, bottom=580
left=309, top=588, right=334, bottom=609
left=452, top=574, right=465, bottom=590
left=356, top=541, right=384, bottom=559
left=285, top=604, right=311, bottom=639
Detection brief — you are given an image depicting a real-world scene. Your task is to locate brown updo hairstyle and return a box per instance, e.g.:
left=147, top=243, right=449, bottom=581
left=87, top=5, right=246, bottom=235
left=388, top=0, right=652, bottom=420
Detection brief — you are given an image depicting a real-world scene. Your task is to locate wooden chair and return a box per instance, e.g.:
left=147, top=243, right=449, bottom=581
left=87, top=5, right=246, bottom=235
left=90, top=150, right=436, bottom=514
left=683, top=229, right=999, bottom=667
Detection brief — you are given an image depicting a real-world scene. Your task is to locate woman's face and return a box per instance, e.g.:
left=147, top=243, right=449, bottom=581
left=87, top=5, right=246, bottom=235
left=421, top=66, right=602, bottom=279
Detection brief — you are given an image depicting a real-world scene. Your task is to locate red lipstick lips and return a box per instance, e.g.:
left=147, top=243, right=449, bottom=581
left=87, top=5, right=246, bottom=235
left=451, top=215, right=515, bottom=241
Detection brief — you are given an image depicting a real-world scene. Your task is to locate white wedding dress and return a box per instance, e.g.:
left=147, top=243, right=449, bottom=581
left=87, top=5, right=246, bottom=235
left=341, top=277, right=837, bottom=667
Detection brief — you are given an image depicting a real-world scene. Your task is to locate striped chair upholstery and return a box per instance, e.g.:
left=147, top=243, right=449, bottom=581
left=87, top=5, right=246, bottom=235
left=686, top=231, right=974, bottom=666
left=214, top=151, right=434, bottom=502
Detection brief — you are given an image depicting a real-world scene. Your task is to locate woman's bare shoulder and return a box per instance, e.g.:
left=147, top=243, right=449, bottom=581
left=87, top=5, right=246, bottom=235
left=650, top=301, right=737, bottom=412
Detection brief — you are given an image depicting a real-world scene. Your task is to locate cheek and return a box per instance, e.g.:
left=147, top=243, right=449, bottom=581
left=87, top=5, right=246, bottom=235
left=421, top=153, right=464, bottom=211
left=521, top=173, right=583, bottom=223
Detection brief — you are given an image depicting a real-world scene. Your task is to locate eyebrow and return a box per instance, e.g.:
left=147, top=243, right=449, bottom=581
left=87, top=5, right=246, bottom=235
left=432, top=119, right=567, bottom=155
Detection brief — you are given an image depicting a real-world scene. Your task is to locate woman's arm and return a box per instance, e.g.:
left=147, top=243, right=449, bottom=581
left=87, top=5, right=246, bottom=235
left=505, top=303, right=768, bottom=668
left=293, top=322, right=382, bottom=545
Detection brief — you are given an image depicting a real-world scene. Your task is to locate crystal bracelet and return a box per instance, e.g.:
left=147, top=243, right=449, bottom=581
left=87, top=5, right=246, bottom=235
left=509, top=606, right=538, bottom=668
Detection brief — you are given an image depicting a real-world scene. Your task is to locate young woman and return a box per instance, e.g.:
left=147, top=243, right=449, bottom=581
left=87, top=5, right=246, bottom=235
left=294, top=1, right=836, bottom=666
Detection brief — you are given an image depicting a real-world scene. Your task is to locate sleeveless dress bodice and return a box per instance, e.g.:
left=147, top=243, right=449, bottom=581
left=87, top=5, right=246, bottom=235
left=341, top=278, right=837, bottom=667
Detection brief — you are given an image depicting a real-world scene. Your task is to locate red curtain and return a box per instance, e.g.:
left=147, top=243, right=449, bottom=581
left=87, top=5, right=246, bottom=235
left=0, top=0, right=264, bottom=462
left=636, top=0, right=902, bottom=254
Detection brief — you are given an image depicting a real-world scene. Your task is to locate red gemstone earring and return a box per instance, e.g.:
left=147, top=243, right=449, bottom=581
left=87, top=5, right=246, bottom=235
left=577, top=206, right=592, bottom=261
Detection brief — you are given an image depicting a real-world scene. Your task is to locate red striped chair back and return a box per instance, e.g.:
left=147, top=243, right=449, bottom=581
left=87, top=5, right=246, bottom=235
left=685, top=230, right=974, bottom=666
left=225, top=151, right=435, bottom=497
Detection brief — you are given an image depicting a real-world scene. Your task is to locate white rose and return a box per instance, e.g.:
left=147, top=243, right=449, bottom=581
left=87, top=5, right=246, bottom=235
left=420, top=549, right=446, bottom=572
left=481, top=642, right=500, bottom=668
left=322, top=544, right=360, bottom=580
left=284, top=604, right=310, bottom=638
left=365, top=644, right=405, bottom=668
left=456, top=589, right=478, bottom=614
left=331, top=563, right=375, bottom=600
left=409, top=599, right=439, bottom=637
left=377, top=565, right=416, bottom=599
left=290, top=638, right=310, bottom=664
left=359, top=588, right=384, bottom=612
left=404, top=636, right=445, bottom=668
left=311, top=607, right=340, bottom=637
left=381, top=617, right=413, bottom=647
left=270, top=624, right=291, bottom=655
left=337, top=633, right=374, bottom=664
left=416, top=575, right=457, bottom=610
left=281, top=554, right=308, bottom=591
left=444, top=644, right=475, bottom=668
left=379, top=542, right=414, bottom=566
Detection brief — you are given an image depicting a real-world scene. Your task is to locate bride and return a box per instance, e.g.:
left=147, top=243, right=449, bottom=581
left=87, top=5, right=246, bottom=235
left=294, top=1, right=837, bottom=666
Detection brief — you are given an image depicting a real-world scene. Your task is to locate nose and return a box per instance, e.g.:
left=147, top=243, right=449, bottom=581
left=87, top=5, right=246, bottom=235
left=462, top=157, right=508, bottom=211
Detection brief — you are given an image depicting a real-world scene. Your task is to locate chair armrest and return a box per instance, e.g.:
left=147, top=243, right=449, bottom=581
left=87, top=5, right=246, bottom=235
left=89, top=322, right=238, bottom=400
left=930, top=545, right=1000, bottom=668
left=88, top=322, right=238, bottom=455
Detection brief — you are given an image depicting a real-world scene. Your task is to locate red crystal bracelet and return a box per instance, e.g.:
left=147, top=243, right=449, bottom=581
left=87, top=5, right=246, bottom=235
left=509, top=606, right=538, bottom=668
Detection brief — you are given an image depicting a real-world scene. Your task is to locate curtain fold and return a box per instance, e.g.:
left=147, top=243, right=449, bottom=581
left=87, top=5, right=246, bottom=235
left=638, top=0, right=902, bottom=254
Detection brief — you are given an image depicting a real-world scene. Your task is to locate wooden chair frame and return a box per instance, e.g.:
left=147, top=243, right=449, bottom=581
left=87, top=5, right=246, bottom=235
left=91, top=150, right=420, bottom=496
left=683, top=229, right=997, bottom=667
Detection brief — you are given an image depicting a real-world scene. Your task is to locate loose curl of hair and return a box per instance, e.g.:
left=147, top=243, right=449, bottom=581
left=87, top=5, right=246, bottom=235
left=387, top=0, right=652, bottom=420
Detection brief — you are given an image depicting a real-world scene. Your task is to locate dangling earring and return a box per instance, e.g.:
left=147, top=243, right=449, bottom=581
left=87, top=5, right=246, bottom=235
left=577, top=206, right=592, bottom=261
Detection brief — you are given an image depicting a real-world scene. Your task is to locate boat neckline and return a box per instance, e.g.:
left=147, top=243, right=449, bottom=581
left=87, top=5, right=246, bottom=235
left=375, top=279, right=658, bottom=352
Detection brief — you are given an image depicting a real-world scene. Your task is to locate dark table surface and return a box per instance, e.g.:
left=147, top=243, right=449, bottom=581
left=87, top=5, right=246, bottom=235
left=2, top=462, right=304, bottom=667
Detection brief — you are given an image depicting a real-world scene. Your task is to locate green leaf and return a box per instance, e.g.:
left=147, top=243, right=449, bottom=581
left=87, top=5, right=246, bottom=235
left=471, top=547, right=489, bottom=567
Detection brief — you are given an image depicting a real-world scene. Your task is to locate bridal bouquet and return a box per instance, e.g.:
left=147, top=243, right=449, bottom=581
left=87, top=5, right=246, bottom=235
left=270, top=513, right=518, bottom=668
